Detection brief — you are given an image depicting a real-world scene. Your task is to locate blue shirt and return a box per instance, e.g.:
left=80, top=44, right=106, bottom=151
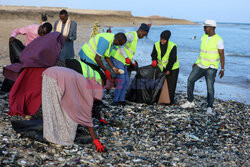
left=79, top=37, right=111, bottom=65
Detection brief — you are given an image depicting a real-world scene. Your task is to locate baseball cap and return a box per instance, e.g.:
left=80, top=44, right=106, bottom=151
left=204, top=20, right=216, bottom=27
left=139, top=23, right=150, bottom=33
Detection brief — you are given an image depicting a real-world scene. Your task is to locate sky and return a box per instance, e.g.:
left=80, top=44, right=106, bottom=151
left=0, top=0, right=249, bottom=23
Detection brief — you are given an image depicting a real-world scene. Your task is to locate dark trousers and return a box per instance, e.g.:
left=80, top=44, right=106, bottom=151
left=166, top=68, right=179, bottom=104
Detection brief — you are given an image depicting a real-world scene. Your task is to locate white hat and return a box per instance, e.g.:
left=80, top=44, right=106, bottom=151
left=204, top=20, right=216, bottom=27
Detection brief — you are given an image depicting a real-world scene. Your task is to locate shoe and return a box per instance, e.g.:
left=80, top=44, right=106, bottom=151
left=180, top=101, right=195, bottom=108
left=111, top=102, right=120, bottom=106
left=119, top=101, right=131, bottom=106
left=206, top=107, right=215, bottom=115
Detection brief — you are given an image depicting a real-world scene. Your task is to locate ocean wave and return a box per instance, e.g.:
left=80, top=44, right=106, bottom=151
left=240, top=28, right=250, bottom=31
left=225, top=53, right=250, bottom=58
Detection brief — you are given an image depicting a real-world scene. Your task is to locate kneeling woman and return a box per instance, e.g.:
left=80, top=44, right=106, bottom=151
left=42, top=66, right=106, bottom=152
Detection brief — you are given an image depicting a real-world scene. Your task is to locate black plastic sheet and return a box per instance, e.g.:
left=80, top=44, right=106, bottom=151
left=126, top=65, right=165, bottom=104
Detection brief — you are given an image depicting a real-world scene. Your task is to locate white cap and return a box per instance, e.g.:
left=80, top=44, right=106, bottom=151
left=204, top=20, right=216, bottom=27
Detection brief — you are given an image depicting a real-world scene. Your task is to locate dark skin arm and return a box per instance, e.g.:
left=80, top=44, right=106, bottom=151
left=95, top=54, right=107, bottom=71
left=86, top=127, right=97, bottom=140
left=104, top=57, right=119, bottom=74
left=9, top=37, right=15, bottom=42
left=218, top=49, right=225, bottom=78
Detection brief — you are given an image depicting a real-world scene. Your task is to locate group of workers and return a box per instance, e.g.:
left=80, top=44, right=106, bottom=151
left=3, top=8, right=225, bottom=152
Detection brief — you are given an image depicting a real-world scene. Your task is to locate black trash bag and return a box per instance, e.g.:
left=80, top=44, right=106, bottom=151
left=1, top=78, right=14, bottom=92
left=1, top=39, right=25, bottom=92
left=126, top=65, right=165, bottom=104
left=11, top=119, right=47, bottom=143
left=9, top=38, right=25, bottom=64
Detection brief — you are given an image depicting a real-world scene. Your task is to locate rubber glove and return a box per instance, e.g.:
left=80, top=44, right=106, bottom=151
left=152, top=60, right=157, bottom=68
left=125, top=58, right=131, bottom=64
left=99, top=118, right=108, bottom=124
left=93, top=139, right=106, bottom=152
left=104, top=70, right=111, bottom=80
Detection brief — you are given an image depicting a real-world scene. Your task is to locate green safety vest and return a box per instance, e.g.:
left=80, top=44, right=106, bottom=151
left=77, top=59, right=102, bottom=85
left=195, top=34, right=222, bottom=69
left=81, top=33, right=114, bottom=64
left=109, top=31, right=138, bottom=65
left=155, top=41, right=180, bottom=72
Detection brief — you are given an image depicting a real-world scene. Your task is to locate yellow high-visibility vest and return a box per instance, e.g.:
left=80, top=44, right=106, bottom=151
left=155, top=40, right=180, bottom=72
left=195, top=34, right=222, bottom=69
left=81, top=33, right=114, bottom=64
left=77, top=59, right=102, bottom=85
left=110, top=31, right=138, bottom=65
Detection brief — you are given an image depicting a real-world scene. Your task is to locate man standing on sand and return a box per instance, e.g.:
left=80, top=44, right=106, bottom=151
left=54, top=9, right=77, bottom=60
left=181, top=20, right=225, bottom=115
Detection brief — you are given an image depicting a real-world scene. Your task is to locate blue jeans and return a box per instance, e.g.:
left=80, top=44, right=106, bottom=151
left=111, top=57, right=130, bottom=102
left=187, top=65, right=217, bottom=107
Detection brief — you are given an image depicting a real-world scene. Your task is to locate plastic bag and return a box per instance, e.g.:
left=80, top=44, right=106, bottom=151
left=9, top=39, right=25, bottom=64
left=126, top=65, right=165, bottom=104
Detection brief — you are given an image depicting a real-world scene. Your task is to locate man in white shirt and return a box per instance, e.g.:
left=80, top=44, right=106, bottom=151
left=181, top=20, right=225, bottom=115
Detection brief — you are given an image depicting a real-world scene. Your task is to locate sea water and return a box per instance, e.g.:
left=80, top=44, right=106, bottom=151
left=111, top=23, right=250, bottom=104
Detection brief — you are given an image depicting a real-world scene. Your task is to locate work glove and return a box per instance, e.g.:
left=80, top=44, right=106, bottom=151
left=99, top=118, right=108, bottom=124
left=93, top=139, right=107, bottom=152
left=152, top=60, right=157, bottom=68
left=125, top=58, right=131, bottom=64
left=104, top=70, right=112, bottom=80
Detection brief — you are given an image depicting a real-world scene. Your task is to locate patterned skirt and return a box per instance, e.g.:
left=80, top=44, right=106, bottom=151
left=42, top=75, right=78, bottom=146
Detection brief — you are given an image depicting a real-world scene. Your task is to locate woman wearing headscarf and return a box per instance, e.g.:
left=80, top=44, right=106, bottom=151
left=4, top=30, right=65, bottom=116
left=151, top=30, right=180, bottom=105
left=42, top=66, right=106, bottom=152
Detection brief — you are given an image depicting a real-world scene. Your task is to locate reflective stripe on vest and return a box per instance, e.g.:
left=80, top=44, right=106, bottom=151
left=87, top=37, right=98, bottom=55
left=81, top=33, right=114, bottom=64
left=155, top=41, right=180, bottom=72
left=124, top=31, right=138, bottom=60
left=77, top=60, right=102, bottom=85
left=196, top=34, right=222, bottom=69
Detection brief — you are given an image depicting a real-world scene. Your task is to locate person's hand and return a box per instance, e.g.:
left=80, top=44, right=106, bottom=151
left=192, top=63, right=197, bottom=69
left=104, top=70, right=112, bottom=80
left=125, top=58, right=131, bottom=64
left=152, top=60, right=157, bottom=68
left=93, top=139, right=107, bottom=152
left=218, top=69, right=224, bottom=78
left=166, top=71, right=170, bottom=75
left=65, top=36, right=70, bottom=41
left=112, top=67, right=120, bottom=74
left=9, top=37, right=15, bottom=43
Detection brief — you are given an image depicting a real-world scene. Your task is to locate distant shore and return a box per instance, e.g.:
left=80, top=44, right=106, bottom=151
left=0, top=5, right=196, bottom=27
left=0, top=5, right=196, bottom=73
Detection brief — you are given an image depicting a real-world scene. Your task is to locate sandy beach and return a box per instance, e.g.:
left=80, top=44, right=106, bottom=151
left=0, top=6, right=249, bottom=166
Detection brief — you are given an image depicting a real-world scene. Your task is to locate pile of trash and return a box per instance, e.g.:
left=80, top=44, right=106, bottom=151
left=0, top=85, right=249, bottom=166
